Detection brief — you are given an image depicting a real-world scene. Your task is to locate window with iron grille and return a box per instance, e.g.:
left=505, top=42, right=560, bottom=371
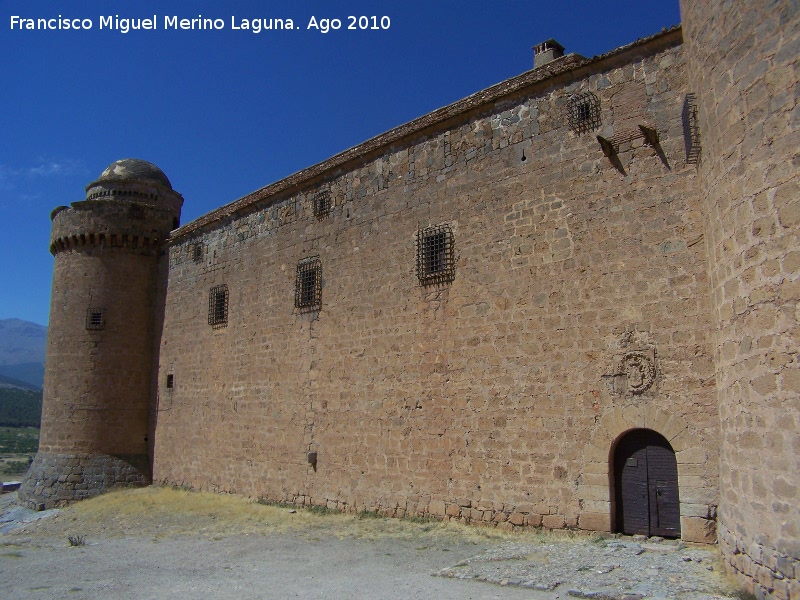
left=682, top=93, right=701, bottom=164
left=417, top=224, right=455, bottom=284
left=295, top=257, right=322, bottom=310
left=86, top=308, right=105, bottom=330
left=313, top=190, right=332, bottom=218
left=191, top=243, right=204, bottom=263
left=166, top=373, right=174, bottom=389
left=567, top=91, right=601, bottom=134
left=208, top=284, right=229, bottom=327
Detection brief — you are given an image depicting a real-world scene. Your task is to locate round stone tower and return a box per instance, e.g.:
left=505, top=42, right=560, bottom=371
left=679, top=2, right=800, bottom=596
left=20, top=159, right=182, bottom=509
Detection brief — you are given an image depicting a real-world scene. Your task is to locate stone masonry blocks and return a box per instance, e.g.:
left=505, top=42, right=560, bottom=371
left=154, top=34, right=719, bottom=546
left=19, top=452, right=150, bottom=510
left=680, top=0, right=800, bottom=593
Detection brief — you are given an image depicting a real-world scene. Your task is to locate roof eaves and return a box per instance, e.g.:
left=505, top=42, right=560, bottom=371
left=171, top=25, right=682, bottom=241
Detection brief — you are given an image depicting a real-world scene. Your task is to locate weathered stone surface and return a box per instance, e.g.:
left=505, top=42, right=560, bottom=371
left=680, top=516, right=716, bottom=544
left=18, top=452, right=149, bottom=510
left=150, top=33, right=720, bottom=545
left=579, top=512, right=611, bottom=532
left=680, top=0, right=800, bottom=594
left=22, top=160, right=181, bottom=509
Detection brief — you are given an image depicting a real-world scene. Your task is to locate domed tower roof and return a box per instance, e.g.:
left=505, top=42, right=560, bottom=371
left=97, top=158, right=172, bottom=189
left=82, top=158, right=183, bottom=217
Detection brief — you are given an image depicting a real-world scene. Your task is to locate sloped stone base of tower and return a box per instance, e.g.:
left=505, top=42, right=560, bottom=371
left=19, top=452, right=150, bottom=510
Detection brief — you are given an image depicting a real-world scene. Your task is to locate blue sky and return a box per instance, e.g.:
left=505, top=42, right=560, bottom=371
left=1, top=0, right=681, bottom=326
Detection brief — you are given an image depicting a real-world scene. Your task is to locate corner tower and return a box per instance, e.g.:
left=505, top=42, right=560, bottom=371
left=20, top=159, right=182, bottom=509
left=679, top=1, right=800, bottom=596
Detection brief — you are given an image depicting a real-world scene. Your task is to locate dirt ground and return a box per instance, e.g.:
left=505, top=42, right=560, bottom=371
left=0, top=487, right=741, bottom=600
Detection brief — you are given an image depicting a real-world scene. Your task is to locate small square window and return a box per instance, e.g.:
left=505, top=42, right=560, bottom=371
left=567, top=91, right=601, bottom=134
left=417, top=224, right=455, bottom=284
left=313, top=190, right=332, bottom=218
left=295, top=257, right=322, bottom=311
left=208, top=284, right=229, bottom=327
left=86, top=308, right=105, bottom=330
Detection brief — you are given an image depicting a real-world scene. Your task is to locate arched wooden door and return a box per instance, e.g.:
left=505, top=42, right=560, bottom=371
left=613, top=429, right=680, bottom=538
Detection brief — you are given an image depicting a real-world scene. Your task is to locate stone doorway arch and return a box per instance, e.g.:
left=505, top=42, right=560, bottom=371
left=612, top=428, right=680, bottom=537
left=576, top=406, right=715, bottom=543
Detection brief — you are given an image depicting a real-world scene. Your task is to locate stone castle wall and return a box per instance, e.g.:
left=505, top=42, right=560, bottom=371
left=23, top=7, right=800, bottom=594
left=153, top=38, right=720, bottom=539
left=679, top=1, right=800, bottom=596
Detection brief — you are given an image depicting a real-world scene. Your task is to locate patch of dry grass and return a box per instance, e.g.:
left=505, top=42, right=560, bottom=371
left=11, top=486, right=598, bottom=547
left=22, top=486, right=318, bottom=540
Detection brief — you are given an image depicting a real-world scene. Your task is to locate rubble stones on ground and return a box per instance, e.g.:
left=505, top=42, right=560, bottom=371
left=436, top=536, right=739, bottom=599
left=0, top=493, right=59, bottom=534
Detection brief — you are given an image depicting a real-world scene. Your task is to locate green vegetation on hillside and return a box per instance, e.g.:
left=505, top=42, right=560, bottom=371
left=0, top=427, right=39, bottom=453
left=0, top=426, right=38, bottom=476
left=0, top=387, right=42, bottom=427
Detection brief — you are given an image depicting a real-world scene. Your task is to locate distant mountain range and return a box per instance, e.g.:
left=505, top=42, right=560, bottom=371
left=0, top=319, right=47, bottom=390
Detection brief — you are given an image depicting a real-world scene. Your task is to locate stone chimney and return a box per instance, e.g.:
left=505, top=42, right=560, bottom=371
left=533, top=39, right=565, bottom=69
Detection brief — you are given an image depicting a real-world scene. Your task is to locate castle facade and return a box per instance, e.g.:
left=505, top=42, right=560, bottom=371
left=21, top=2, right=799, bottom=597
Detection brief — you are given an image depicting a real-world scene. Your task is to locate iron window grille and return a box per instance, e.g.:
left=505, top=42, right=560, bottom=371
left=85, top=308, right=105, bottom=330
left=295, top=257, right=322, bottom=311
left=208, top=284, right=229, bottom=328
left=567, top=91, right=601, bottom=134
left=166, top=374, right=174, bottom=389
left=682, top=93, right=701, bottom=164
left=416, top=224, right=455, bottom=284
left=313, top=190, right=332, bottom=218
left=191, top=243, right=204, bottom=263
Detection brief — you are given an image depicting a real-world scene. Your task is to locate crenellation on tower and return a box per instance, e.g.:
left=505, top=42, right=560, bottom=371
left=49, top=201, right=178, bottom=255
